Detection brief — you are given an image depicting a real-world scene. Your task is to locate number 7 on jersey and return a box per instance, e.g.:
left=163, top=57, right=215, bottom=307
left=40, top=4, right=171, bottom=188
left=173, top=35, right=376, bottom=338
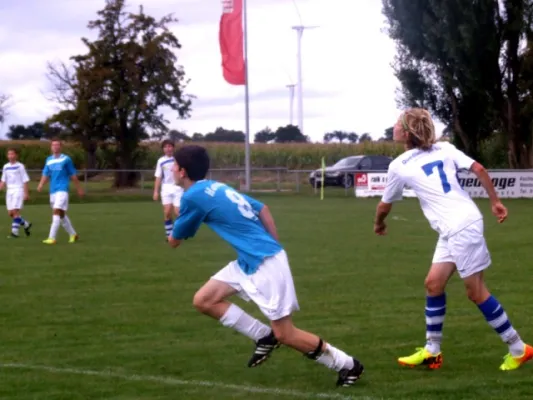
left=421, top=160, right=451, bottom=193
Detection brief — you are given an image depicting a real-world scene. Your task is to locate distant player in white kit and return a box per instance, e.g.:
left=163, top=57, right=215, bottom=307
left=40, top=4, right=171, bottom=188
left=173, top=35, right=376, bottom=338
left=0, top=148, right=32, bottom=238
left=37, top=138, right=84, bottom=244
left=374, top=108, right=532, bottom=371
left=153, top=140, right=183, bottom=240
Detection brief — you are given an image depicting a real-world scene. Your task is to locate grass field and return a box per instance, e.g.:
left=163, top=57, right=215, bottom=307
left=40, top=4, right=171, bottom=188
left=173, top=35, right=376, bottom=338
left=1, top=195, right=532, bottom=400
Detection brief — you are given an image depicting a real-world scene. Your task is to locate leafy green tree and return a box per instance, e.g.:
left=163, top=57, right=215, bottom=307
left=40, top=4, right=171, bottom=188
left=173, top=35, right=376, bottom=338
left=6, top=122, right=61, bottom=140
left=274, top=125, right=308, bottom=143
left=204, top=127, right=244, bottom=142
left=359, top=133, right=372, bottom=142
left=381, top=126, right=393, bottom=141
left=383, top=0, right=533, bottom=167
left=254, top=127, right=275, bottom=143
left=46, top=0, right=192, bottom=186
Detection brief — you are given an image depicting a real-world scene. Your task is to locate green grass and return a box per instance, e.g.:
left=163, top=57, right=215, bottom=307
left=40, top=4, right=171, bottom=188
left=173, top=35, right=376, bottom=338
left=1, top=196, right=532, bottom=400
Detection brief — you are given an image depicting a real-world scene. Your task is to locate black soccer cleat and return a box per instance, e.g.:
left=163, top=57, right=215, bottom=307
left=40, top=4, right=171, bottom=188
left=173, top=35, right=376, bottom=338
left=336, top=358, right=364, bottom=387
left=24, top=222, right=32, bottom=237
left=247, top=331, right=281, bottom=367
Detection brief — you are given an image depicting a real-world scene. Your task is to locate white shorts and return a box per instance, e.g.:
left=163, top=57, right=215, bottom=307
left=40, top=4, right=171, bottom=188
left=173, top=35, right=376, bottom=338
left=50, top=191, right=69, bottom=211
left=6, top=191, right=23, bottom=211
left=432, top=219, right=491, bottom=278
left=211, top=250, right=300, bottom=321
left=161, top=185, right=183, bottom=208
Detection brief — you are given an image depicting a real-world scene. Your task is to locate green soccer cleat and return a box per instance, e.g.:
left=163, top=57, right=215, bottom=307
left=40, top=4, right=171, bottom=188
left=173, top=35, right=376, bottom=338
left=68, top=234, right=79, bottom=243
left=398, top=347, right=443, bottom=369
left=500, top=344, right=533, bottom=371
left=42, top=238, right=56, bottom=245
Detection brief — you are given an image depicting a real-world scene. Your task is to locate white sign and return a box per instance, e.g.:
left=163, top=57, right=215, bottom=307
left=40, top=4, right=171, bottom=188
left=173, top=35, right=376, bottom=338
left=354, top=171, right=533, bottom=199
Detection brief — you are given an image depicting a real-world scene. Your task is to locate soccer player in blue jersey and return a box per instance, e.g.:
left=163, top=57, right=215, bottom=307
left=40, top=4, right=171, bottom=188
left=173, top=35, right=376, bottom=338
left=167, top=145, right=364, bottom=387
left=37, top=139, right=84, bottom=244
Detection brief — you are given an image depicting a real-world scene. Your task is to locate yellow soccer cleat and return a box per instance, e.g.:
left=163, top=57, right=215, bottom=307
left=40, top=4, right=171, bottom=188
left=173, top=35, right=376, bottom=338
left=500, top=344, right=533, bottom=371
left=68, top=234, right=79, bottom=244
left=398, top=347, right=443, bottom=369
left=42, top=238, right=56, bottom=245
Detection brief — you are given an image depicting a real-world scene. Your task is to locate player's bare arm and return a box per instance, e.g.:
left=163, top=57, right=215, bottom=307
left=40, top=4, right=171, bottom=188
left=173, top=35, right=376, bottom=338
left=23, top=182, right=29, bottom=201
left=470, top=162, right=508, bottom=223
left=71, top=175, right=84, bottom=197
left=0, top=181, right=4, bottom=191
left=374, top=201, right=392, bottom=235
left=37, top=175, right=48, bottom=192
left=153, top=177, right=161, bottom=201
left=258, top=205, right=279, bottom=241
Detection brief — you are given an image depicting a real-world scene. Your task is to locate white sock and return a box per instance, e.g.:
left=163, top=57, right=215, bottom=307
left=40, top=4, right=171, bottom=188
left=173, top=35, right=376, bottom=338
left=49, top=215, right=61, bottom=239
left=425, top=340, right=441, bottom=355
left=61, top=215, right=76, bottom=235
left=11, top=219, right=20, bottom=235
left=315, top=343, right=354, bottom=372
left=219, top=304, right=271, bottom=341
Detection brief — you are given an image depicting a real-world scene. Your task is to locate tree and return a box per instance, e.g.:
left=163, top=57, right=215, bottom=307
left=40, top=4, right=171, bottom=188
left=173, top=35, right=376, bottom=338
left=0, top=94, right=9, bottom=125
left=359, top=133, right=372, bottom=142
left=381, top=126, right=393, bottom=141
left=324, top=131, right=349, bottom=143
left=274, top=125, right=308, bottom=143
left=168, top=129, right=190, bottom=142
left=383, top=0, right=533, bottom=167
left=46, top=0, right=192, bottom=187
left=347, top=133, right=359, bottom=143
left=254, top=127, right=275, bottom=143
left=6, top=122, right=61, bottom=140
left=204, top=127, right=244, bottom=142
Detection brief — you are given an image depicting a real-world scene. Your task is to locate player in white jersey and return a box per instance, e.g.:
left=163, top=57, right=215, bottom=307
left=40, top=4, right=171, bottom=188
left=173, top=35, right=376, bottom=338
left=374, top=108, right=532, bottom=371
left=153, top=140, right=184, bottom=240
left=0, top=148, right=32, bottom=238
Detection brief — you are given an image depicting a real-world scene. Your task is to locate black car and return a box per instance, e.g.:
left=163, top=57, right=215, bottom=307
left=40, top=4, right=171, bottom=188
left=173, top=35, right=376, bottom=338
left=309, top=155, right=392, bottom=188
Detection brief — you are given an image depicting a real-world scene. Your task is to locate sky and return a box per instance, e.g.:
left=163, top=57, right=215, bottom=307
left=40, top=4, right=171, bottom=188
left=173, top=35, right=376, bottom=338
left=0, top=0, right=445, bottom=142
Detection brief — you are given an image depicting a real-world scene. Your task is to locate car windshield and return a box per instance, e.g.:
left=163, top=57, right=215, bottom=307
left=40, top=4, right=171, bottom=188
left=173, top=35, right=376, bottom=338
left=333, top=156, right=363, bottom=168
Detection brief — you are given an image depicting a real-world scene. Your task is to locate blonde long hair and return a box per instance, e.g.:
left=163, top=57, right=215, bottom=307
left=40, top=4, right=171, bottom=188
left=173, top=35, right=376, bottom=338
left=400, top=108, right=436, bottom=150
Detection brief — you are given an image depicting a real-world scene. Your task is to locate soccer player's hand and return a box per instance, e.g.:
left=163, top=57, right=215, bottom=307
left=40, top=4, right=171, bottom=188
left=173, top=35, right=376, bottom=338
left=374, top=221, right=387, bottom=235
left=24, top=193, right=29, bottom=201
left=491, top=201, right=507, bottom=223
left=37, top=185, right=42, bottom=193
left=77, top=187, right=84, bottom=198
left=153, top=192, right=159, bottom=201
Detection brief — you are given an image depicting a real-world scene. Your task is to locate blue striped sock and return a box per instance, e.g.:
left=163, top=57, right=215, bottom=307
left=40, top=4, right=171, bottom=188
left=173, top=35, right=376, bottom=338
left=425, top=294, right=446, bottom=354
left=477, top=295, right=524, bottom=356
left=11, top=217, right=21, bottom=235
left=164, top=219, right=173, bottom=237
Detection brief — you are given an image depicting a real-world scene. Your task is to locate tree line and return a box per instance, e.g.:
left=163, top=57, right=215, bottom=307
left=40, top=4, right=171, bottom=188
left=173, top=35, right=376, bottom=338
left=4, top=121, right=394, bottom=144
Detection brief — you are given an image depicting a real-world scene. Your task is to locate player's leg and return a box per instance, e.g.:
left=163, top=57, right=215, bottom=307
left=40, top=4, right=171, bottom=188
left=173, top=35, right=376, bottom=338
left=193, top=273, right=275, bottom=363
left=53, top=192, right=78, bottom=242
left=13, top=194, right=32, bottom=236
left=248, top=251, right=363, bottom=386
left=398, top=237, right=455, bottom=369
left=452, top=221, right=533, bottom=370
left=161, top=193, right=174, bottom=240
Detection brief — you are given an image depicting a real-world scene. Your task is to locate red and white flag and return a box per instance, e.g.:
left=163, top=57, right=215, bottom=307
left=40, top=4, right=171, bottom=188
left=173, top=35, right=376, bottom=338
left=219, top=0, right=246, bottom=85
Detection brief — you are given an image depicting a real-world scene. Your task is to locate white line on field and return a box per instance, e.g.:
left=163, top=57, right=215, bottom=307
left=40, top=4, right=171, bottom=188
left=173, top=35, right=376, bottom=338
left=1, top=363, right=381, bottom=400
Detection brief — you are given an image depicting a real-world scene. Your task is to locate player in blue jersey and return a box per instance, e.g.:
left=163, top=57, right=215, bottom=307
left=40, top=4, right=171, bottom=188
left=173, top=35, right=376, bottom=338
left=37, top=138, right=84, bottom=244
left=167, top=145, right=364, bottom=387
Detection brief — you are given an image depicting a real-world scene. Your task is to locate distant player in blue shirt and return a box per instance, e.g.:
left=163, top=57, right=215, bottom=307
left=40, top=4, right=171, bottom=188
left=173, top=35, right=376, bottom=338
left=37, top=138, right=84, bottom=244
left=167, top=145, right=364, bottom=387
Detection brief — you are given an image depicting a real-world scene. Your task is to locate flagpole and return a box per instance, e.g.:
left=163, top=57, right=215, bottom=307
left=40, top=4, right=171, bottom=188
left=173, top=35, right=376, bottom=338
left=243, top=0, right=251, bottom=192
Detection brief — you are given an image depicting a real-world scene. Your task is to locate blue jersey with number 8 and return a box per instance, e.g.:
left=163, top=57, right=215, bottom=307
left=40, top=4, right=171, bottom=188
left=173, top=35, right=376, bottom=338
left=172, top=180, right=283, bottom=274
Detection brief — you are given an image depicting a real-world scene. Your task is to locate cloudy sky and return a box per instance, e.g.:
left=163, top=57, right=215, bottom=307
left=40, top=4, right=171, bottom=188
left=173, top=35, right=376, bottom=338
left=0, top=0, right=445, bottom=142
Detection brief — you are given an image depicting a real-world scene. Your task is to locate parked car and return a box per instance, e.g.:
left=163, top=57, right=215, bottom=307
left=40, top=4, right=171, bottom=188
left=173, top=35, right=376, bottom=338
left=309, top=155, right=392, bottom=188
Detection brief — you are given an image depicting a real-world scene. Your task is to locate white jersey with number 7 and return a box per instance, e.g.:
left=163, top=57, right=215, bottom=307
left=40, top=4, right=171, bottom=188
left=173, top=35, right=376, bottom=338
left=381, top=141, right=482, bottom=237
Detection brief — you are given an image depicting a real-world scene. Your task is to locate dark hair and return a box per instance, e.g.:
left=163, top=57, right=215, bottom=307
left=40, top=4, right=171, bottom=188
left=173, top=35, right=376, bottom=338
left=174, top=145, right=210, bottom=181
left=7, top=148, right=17, bottom=154
left=50, top=137, right=61, bottom=144
left=161, top=139, right=175, bottom=149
